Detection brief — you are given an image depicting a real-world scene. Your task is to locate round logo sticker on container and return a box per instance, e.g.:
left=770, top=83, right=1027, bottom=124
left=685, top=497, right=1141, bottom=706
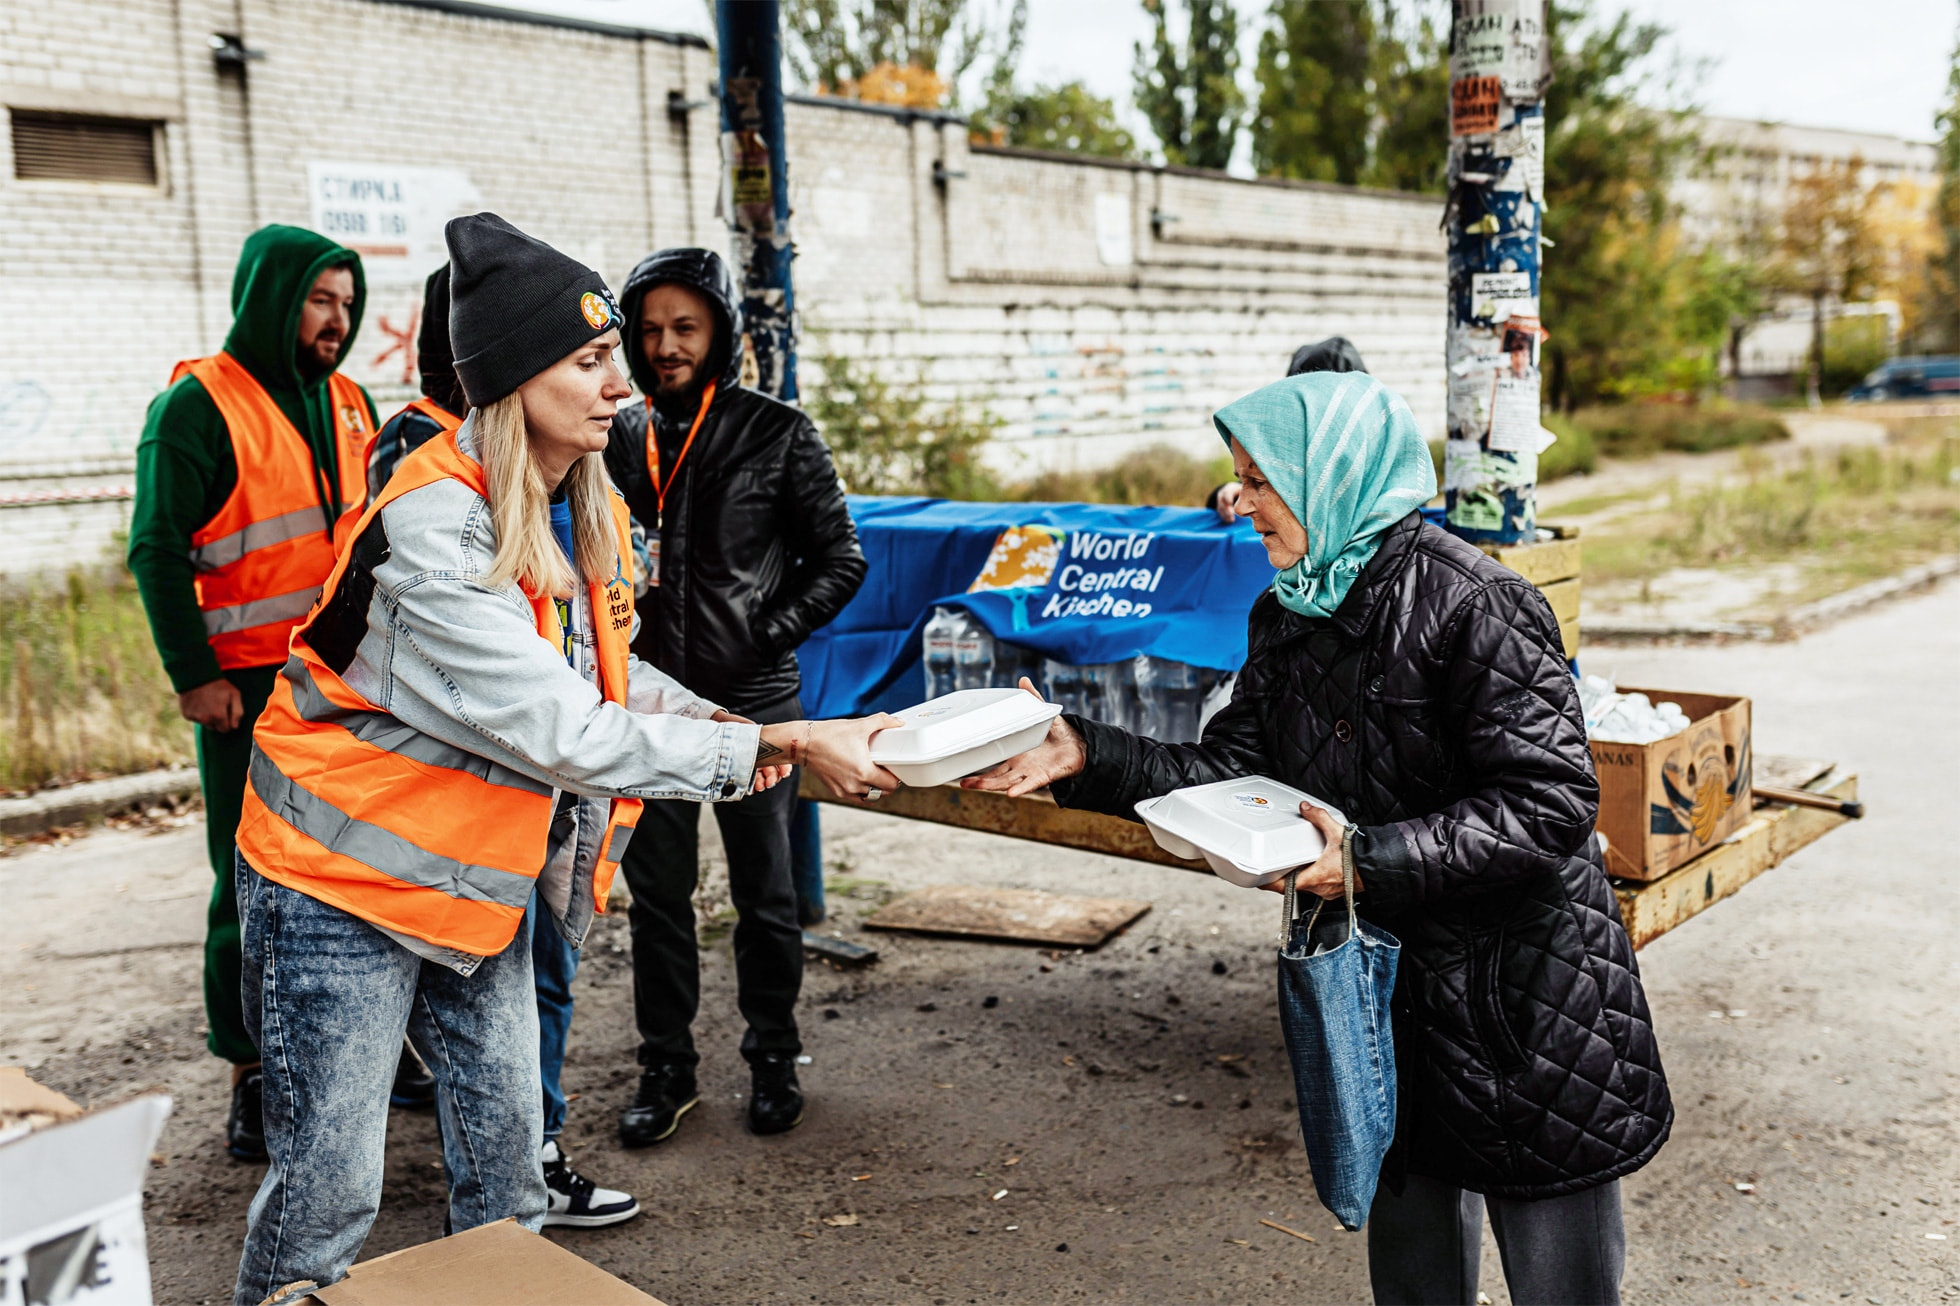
left=1232, top=793, right=1273, bottom=810
left=580, top=291, right=613, bottom=329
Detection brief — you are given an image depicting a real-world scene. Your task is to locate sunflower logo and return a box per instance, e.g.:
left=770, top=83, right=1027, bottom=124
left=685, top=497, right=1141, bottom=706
left=580, top=291, right=614, bottom=330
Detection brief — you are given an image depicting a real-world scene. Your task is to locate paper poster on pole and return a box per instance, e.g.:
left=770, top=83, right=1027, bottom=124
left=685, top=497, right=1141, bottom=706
left=1451, top=1, right=1550, bottom=100
left=1486, top=374, right=1542, bottom=451
left=1450, top=76, right=1502, bottom=137
left=1470, top=271, right=1536, bottom=321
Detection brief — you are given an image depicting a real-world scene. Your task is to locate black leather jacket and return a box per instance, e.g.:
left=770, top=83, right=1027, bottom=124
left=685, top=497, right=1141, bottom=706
left=1055, top=513, right=1672, bottom=1199
left=604, top=248, right=865, bottom=714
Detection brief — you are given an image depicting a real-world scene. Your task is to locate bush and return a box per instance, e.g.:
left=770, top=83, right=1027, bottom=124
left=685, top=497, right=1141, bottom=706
left=803, top=352, right=1002, bottom=500
left=1011, top=445, right=1235, bottom=506
left=1, top=570, right=189, bottom=791
left=1821, top=315, right=1891, bottom=397
left=1539, top=414, right=1599, bottom=479
left=1567, top=402, right=1791, bottom=459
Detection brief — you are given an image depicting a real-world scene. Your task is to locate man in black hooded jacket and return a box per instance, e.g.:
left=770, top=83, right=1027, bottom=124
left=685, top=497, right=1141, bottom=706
left=603, top=248, right=865, bottom=1146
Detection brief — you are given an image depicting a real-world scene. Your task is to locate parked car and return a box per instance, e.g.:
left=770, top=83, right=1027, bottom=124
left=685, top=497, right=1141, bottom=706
left=1846, top=355, right=1960, bottom=402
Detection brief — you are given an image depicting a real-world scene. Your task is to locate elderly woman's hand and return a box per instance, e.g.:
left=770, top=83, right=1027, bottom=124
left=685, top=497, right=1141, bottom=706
left=960, top=678, right=1086, bottom=798
left=1260, top=802, right=1361, bottom=901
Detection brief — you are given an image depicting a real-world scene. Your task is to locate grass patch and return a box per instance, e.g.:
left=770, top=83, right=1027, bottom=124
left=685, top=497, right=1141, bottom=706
left=1010, top=445, right=1235, bottom=506
left=1581, top=437, right=1960, bottom=592
left=1568, top=401, right=1791, bottom=459
left=1542, top=488, right=1655, bottom=519
left=1, top=570, right=189, bottom=793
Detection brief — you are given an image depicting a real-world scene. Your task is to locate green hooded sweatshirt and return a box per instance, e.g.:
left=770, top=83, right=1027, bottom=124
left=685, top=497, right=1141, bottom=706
left=128, top=225, right=377, bottom=692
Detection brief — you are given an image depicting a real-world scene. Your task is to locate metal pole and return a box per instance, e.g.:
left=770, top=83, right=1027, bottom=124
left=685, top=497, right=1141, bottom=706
left=1442, top=0, right=1550, bottom=543
left=716, top=0, right=797, bottom=401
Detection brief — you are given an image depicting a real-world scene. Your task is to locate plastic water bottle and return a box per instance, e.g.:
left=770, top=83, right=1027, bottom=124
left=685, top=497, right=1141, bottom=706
left=992, top=639, right=1043, bottom=692
left=953, top=613, right=996, bottom=691
left=923, top=607, right=959, bottom=698
left=1043, top=658, right=1084, bottom=717
left=1135, top=656, right=1205, bottom=741
left=1079, top=661, right=1137, bottom=732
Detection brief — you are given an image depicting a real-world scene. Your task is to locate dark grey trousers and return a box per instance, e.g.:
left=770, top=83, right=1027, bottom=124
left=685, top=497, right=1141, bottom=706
left=1367, top=1173, right=1625, bottom=1306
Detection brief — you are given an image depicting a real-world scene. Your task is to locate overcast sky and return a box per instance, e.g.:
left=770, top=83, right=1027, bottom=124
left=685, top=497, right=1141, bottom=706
left=490, top=0, right=1957, bottom=145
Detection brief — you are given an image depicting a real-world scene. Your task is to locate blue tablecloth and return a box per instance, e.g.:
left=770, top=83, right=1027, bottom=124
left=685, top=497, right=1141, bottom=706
left=796, top=496, right=1285, bottom=718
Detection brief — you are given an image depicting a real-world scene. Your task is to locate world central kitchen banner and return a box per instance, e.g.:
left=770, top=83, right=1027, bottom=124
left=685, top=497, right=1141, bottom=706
left=795, top=496, right=1279, bottom=718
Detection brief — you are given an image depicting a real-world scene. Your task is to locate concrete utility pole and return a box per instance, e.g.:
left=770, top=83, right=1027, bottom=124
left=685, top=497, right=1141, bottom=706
left=716, top=0, right=797, bottom=400
left=1442, top=0, right=1551, bottom=544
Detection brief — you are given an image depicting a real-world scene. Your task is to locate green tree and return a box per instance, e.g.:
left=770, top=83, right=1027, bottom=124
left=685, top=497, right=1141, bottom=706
left=1916, top=12, right=1960, bottom=352
left=979, top=82, right=1138, bottom=158
left=1364, top=6, right=1449, bottom=193
left=783, top=0, right=1025, bottom=107
left=1771, top=156, right=1881, bottom=390
left=1537, top=4, right=1705, bottom=407
left=1134, top=0, right=1245, bottom=169
left=1251, top=0, right=1376, bottom=184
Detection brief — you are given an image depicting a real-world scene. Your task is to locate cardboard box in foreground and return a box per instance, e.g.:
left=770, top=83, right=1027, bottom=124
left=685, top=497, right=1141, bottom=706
left=0, top=1067, right=172, bottom=1306
left=283, top=1219, right=667, bottom=1306
left=1591, top=688, right=1752, bottom=882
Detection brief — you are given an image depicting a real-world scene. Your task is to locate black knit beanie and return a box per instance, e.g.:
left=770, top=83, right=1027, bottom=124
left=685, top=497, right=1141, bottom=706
left=445, top=213, right=620, bottom=408
left=415, top=264, right=467, bottom=417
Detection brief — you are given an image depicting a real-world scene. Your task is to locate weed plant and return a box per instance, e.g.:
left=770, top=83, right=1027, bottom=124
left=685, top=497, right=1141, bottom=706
left=1, top=569, right=190, bottom=792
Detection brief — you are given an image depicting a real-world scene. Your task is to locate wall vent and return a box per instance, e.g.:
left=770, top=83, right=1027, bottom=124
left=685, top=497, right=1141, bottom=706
left=10, top=110, right=159, bottom=185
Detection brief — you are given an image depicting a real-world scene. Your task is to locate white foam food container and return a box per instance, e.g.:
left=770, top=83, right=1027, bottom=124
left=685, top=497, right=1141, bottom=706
left=870, top=688, right=1064, bottom=787
left=1134, top=777, right=1350, bottom=888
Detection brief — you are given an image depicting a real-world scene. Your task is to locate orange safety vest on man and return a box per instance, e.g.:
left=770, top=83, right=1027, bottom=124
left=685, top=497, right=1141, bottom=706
left=402, top=396, right=464, bottom=434
left=173, top=352, right=372, bottom=669
left=235, top=430, right=643, bottom=957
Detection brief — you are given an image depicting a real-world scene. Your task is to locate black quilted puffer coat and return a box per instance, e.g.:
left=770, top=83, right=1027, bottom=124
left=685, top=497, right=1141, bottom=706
left=1053, top=511, right=1672, bottom=1199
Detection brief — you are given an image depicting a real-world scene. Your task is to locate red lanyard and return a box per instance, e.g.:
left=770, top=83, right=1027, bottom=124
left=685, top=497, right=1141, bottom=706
left=645, top=379, right=716, bottom=525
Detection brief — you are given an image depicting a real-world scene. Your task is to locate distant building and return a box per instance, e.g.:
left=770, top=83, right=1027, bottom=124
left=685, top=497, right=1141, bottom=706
left=1675, top=116, right=1940, bottom=391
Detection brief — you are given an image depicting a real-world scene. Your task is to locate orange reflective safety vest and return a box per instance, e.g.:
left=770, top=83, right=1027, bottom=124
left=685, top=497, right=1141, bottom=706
left=402, top=396, right=464, bottom=434
left=174, top=352, right=373, bottom=669
left=236, top=431, right=643, bottom=957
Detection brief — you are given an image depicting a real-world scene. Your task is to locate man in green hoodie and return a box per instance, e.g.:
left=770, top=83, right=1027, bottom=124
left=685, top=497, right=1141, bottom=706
left=128, top=225, right=405, bottom=1159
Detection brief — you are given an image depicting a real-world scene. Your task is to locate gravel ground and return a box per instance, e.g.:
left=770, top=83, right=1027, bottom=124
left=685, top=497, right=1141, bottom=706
left=3, top=580, right=1956, bottom=1306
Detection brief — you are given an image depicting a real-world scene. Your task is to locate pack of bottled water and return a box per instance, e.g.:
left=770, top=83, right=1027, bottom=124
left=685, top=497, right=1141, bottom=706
left=921, top=607, right=1234, bottom=743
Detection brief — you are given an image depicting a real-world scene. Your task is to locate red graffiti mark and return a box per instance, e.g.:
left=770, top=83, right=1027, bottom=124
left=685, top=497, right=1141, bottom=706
left=372, top=305, right=421, bottom=386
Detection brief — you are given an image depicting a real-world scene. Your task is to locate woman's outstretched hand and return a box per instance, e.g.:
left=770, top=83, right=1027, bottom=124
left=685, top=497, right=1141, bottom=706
left=960, top=677, right=1087, bottom=798
left=755, top=715, right=905, bottom=803
left=1260, top=801, right=1360, bottom=901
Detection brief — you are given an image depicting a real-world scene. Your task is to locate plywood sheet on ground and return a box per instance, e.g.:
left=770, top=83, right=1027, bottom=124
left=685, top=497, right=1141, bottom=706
left=863, top=885, right=1151, bottom=948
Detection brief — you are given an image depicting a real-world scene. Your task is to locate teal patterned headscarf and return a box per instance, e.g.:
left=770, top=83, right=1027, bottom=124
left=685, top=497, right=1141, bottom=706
left=1213, top=372, right=1437, bottom=619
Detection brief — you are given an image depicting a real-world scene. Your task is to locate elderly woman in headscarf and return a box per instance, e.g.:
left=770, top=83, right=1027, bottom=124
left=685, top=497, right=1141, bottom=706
left=971, top=372, right=1671, bottom=1306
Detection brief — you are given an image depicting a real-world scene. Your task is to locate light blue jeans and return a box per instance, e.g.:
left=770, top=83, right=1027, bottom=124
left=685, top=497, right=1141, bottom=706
left=233, top=855, right=545, bottom=1306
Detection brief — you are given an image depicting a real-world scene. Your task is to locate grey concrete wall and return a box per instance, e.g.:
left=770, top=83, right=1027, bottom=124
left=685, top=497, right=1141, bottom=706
left=0, top=0, right=1444, bottom=578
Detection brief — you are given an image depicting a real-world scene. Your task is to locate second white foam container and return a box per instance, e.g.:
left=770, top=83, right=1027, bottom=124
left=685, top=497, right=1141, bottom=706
left=1135, top=776, right=1350, bottom=888
left=871, top=688, right=1064, bottom=787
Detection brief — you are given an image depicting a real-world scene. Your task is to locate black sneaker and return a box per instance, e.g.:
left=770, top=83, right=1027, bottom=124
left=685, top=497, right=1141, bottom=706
left=227, top=1068, right=267, bottom=1161
left=540, top=1139, right=640, bottom=1228
left=747, top=1052, right=804, bottom=1136
left=390, top=1041, right=436, bottom=1109
left=618, top=1062, right=697, bottom=1148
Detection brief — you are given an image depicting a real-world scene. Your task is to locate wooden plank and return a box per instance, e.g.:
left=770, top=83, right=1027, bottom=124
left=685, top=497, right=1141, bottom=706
left=801, top=772, right=1203, bottom=871
left=1477, top=530, right=1582, bottom=587
left=1613, top=772, right=1856, bottom=949
left=862, top=884, right=1152, bottom=947
left=1556, top=612, right=1580, bottom=660
left=1539, top=576, right=1581, bottom=624
left=1753, top=754, right=1835, bottom=792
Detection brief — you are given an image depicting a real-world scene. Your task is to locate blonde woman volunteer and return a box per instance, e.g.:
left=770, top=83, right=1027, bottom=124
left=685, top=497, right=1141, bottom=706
left=230, top=214, right=899, bottom=1304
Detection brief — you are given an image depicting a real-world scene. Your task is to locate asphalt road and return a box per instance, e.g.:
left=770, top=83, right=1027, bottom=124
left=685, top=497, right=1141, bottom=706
left=3, top=580, right=1956, bottom=1306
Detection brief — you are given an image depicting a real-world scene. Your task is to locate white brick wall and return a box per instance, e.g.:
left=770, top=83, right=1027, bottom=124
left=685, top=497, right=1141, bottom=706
left=1, top=0, right=1446, bottom=576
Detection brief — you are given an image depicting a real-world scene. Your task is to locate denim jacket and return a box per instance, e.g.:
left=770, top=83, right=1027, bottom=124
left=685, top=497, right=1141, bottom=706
left=325, top=416, right=760, bottom=973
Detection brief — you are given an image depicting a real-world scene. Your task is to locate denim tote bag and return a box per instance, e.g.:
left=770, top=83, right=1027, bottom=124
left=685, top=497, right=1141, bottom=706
left=1276, top=850, right=1401, bottom=1230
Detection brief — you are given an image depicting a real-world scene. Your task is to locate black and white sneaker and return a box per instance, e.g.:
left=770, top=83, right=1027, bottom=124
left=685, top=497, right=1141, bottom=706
left=540, top=1140, right=640, bottom=1229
